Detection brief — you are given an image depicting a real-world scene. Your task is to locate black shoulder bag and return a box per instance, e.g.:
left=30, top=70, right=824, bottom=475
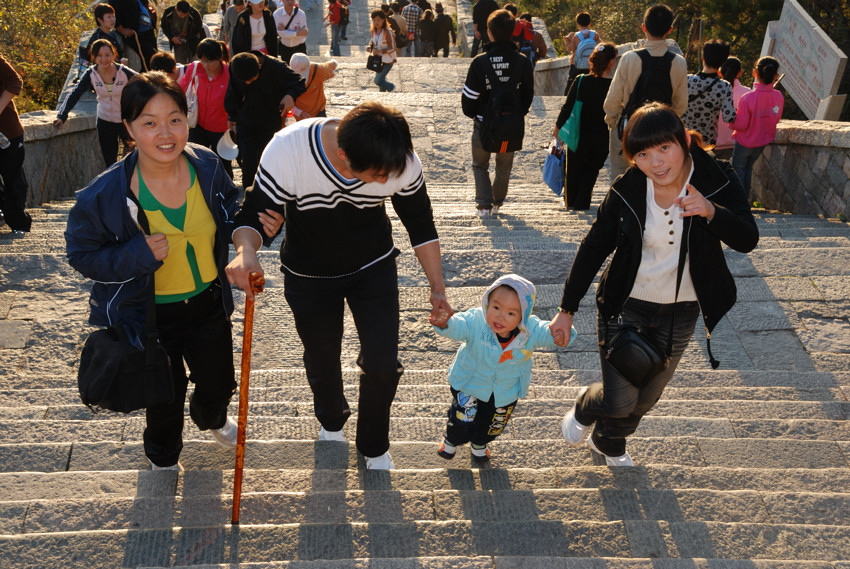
left=77, top=194, right=174, bottom=413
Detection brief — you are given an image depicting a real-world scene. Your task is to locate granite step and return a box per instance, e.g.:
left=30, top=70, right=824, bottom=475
left=1, top=520, right=849, bottom=566
left=6, top=465, right=850, bottom=501
left=5, top=487, right=850, bottom=534
left=2, top=438, right=847, bottom=474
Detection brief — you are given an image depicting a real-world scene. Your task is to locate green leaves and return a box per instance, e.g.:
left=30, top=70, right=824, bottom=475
left=0, top=0, right=89, bottom=113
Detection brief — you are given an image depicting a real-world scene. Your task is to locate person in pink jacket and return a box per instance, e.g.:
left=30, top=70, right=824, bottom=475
left=730, top=56, right=783, bottom=195
left=714, top=57, right=750, bottom=160
left=179, top=38, right=234, bottom=178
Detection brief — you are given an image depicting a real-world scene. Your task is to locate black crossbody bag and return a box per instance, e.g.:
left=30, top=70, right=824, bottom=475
left=77, top=193, right=174, bottom=413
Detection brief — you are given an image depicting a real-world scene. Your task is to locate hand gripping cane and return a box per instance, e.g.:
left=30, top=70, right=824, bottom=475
left=231, top=272, right=264, bottom=524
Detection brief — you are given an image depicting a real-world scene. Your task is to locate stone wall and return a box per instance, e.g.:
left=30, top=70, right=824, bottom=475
left=753, top=120, right=850, bottom=218
left=20, top=111, right=104, bottom=207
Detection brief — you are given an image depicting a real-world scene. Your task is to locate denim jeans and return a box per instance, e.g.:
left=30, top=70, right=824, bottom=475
left=283, top=257, right=404, bottom=458
left=730, top=141, right=765, bottom=197
left=330, top=23, right=341, bottom=55
left=403, top=35, right=420, bottom=57
left=575, top=298, right=700, bottom=456
left=471, top=120, right=514, bottom=209
left=373, top=61, right=395, bottom=92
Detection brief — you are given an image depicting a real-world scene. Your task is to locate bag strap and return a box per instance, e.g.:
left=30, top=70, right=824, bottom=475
left=688, top=75, right=721, bottom=103
left=125, top=186, right=160, bottom=351
left=284, top=6, right=298, bottom=29
left=575, top=74, right=583, bottom=102
left=305, top=63, right=317, bottom=88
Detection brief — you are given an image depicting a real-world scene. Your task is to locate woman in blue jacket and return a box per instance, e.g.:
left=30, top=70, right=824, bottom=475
left=66, top=72, right=281, bottom=470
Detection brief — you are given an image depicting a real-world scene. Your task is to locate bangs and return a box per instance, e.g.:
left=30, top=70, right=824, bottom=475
left=622, top=103, right=688, bottom=162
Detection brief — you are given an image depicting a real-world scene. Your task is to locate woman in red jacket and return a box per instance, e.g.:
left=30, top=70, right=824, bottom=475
left=179, top=39, right=234, bottom=178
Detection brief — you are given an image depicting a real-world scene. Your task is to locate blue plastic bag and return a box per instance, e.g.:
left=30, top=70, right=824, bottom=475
left=543, top=140, right=565, bottom=196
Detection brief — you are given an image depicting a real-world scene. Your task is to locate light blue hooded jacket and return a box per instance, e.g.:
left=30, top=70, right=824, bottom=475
left=433, top=274, right=577, bottom=407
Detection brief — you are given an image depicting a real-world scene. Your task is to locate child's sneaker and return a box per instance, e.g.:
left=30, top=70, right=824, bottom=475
left=470, top=443, right=490, bottom=463
left=587, top=437, right=634, bottom=467
left=365, top=451, right=395, bottom=470
left=437, top=440, right=456, bottom=459
left=561, top=386, right=590, bottom=447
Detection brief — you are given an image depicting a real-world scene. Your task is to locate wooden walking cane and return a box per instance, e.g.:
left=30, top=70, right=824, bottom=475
left=231, top=272, right=265, bottom=525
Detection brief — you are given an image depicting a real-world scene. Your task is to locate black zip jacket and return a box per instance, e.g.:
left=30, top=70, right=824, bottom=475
left=560, top=143, right=758, bottom=340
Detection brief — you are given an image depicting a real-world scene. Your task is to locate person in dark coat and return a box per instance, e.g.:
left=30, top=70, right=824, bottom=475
left=553, top=42, right=616, bottom=210
left=161, top=0, right=205, bottom=64
left=550, top=102, right=758, bottom=467
left=231, top=0, right=279, bottom=56
left=433, top=3, right=456, bottom=57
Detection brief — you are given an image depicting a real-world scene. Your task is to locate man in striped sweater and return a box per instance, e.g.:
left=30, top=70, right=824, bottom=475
left=226, top=101, right=452, bottom=470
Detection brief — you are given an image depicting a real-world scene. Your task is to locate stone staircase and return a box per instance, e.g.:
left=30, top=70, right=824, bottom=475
left=2, top=1, right=850, bottom=566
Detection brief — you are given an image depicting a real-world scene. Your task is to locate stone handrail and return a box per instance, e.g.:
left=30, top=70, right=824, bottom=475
left=753, top=119, right=850, bottom=218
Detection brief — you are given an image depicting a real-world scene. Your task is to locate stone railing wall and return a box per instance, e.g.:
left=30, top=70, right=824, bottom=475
left=20, top=111, right=103, bottom=207
left=753, top=120, right=850, bottom=218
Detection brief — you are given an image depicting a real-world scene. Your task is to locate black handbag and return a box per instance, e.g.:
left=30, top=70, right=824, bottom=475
left=78, top=322, right=174, bottom=413
left=605, top=326, right=669, bottom=388
left=367, top=54, right=384, bottom=72
left=77, top=196, right=174, bottom=413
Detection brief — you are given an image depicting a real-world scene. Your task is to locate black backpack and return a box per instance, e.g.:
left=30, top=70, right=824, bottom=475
left=479, top=54, right=525, bottom=153
left=387, top=16, right=409, bottom=48
left=618, top=49, right=676, bottom=139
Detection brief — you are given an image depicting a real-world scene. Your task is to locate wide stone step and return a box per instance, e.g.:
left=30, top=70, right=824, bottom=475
left=3, top=438, right=846, bottom=474
left=6, top=487, right=850, bottom=535
left=5, top=465, right=850, bottom=500
left=1, top=520, right=849, bottom=565
left=136, top=559, right=844, bottom=569
left=2, top=413, right=848, bottom=446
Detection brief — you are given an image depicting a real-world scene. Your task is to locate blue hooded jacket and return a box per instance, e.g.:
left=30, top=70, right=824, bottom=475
left=433, top=274, right=577, bottom=407
left=65, top=144, right=240, bottom=350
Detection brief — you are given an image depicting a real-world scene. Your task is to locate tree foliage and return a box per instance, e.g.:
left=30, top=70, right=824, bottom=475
left=0, top=0, right=90, bottom=113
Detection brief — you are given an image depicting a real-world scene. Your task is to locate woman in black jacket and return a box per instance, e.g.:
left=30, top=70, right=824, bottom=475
left=549, top=102, right=758, bottom=466
left=553, top=42, right=616, bottom=210
left=231, top=0, right=278, bottom=56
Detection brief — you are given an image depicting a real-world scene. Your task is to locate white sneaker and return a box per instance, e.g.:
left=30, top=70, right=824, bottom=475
left=587, top=437, right=634, bottom=467
left=561, top=386, right=590, bottom=447
left=211, top=416, right=238, bottom=449
left=150, top=460, right=184, bottom=471
left=365, top=451, right=395, bottom=470
left=476, top=208, right=490, bottom=218
left=490, top=205, right=500, bottom=215
left=318, top=426, right=347, bottom=442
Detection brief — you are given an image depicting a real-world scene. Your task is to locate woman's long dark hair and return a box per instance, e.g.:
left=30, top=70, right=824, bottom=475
left=121, top=71, right=188, bottom=123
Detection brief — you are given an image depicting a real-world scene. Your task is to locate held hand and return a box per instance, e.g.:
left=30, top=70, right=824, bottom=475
left=429, top=307, right=450, bottom=329
left=146, top=233, right=169, bottom=261
left=259, top=208, right=284, bottom=238
left=277, top=22, right=286, bottom=30
left=551, top=327, right=566, bottom=346
left=474, top=30, right=480, bottom=40
left=297, top=28, right=308, bottom=37
left=675, top=184, right=716, bottom=221
left=549, top=311, right=574, bottom=347
left=225, top=249, right=264, bottom=301
left=53, top=118, right=64, bottom=129
left=551, top=125, right=559, bottom=138
left=428, top=291, right=453, bottom=327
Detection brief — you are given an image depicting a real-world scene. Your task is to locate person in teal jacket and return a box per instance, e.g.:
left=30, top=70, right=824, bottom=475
left=431, top=273, right=576, bottom=462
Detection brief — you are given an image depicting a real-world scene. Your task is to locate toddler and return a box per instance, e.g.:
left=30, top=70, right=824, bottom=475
left=431, top=274, right=576, bottom=462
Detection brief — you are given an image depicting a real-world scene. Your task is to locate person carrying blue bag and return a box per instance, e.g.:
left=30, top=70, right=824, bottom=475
left=553, top=42, right=616, bottom=210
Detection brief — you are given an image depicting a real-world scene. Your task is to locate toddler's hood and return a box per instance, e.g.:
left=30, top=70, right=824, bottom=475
left=482, top=273, right=536, bottom=331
